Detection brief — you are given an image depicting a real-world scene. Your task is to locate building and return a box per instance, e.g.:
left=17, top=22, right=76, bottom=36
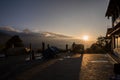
left=106, top=0, right=120, bottom=57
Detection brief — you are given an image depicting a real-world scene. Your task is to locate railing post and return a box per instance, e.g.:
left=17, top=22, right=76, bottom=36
left=66, top=44, right=68, bottom=51
left=29, top=43, right=32, bottom=60
left=47, top=44, right=50, bottom=49
left=42, top=42, right=45, bottom=52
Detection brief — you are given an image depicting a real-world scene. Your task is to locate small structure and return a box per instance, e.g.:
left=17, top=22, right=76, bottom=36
left=72, top=43, right=84, bottom=54
left=106, top=0, right=120, bottom=57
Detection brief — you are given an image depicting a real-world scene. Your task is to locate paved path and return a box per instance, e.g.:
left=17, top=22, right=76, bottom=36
left=0, top=53, right=115, bottom=80
left=80, top=54, right=114, bottom=80
left=15, top=54, right=81, bottom=80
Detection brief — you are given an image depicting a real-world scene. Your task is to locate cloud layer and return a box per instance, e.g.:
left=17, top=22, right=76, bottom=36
left=0, top=26, right=72, bottom=38
left=0, top=26, right=21, bottom=32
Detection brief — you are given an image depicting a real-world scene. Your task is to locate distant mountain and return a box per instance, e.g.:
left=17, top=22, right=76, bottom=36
left=0, top=30, right=10, bottom=37
left=0, top=30, right=11, bottom=45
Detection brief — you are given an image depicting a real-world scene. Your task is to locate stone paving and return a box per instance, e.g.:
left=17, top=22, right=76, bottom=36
left=80, top=54, right=114, bottom=80
left=0, top=53, right=115, bottom=80
left=17, top=54, right=82, bottom=80
left=16, top=53, right=115, bottom=80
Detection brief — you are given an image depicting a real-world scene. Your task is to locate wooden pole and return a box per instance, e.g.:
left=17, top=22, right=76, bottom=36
left=66, top=44, right=68, bottom=51
left=42, top=42, right=45, bottom=52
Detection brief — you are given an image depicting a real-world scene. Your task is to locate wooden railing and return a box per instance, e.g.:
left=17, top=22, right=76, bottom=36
left=114, top=16, right=120, bottom=26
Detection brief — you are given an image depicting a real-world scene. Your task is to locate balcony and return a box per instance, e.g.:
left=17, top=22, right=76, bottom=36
left=114, top=16, right=120, bottom=26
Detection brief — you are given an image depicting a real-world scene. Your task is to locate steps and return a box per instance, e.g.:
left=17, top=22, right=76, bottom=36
left=108, top=53, right=120, bottom=63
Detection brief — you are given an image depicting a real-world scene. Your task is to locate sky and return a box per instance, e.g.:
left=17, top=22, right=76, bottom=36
left=0, top=0, right=111, bottom=41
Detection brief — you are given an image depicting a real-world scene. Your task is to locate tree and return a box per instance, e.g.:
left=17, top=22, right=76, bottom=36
left=96, top=36, right=106, bottom=47
left=96, top=36, right=111, bottom=52
left=5, top=35, right=24, bottom=49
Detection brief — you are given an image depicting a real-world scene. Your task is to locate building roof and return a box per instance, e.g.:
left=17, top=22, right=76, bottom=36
left=105, top=0, right=120, bottom=17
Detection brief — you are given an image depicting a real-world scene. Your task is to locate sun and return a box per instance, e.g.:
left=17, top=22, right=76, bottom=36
left=83, top=35, right=89, bottom=41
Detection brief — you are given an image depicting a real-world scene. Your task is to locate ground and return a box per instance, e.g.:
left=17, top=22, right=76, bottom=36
left=0, top=53, right=115, bottom=80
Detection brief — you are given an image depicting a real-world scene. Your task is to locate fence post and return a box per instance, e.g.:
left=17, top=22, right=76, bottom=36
left=66, top=44, right=68, bottom=51
left=29, top=43, right=32, bottom=60
left=42, top=42, right=45, bottom=52
left=47, top=44, right=50, bottom=49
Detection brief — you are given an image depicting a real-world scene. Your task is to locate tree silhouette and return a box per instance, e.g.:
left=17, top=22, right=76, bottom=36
left=5, top=35, right=24, bottom=49
left=97, top=36, right=106, bottom=47
left=96, top=36, right=111, bottom=52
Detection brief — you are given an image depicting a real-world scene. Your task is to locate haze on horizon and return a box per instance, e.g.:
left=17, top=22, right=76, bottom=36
left=0, top=0, right=110, bottom=41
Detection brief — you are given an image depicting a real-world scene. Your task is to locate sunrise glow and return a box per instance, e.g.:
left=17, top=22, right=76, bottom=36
left=82, top=35, right=89, bottom=41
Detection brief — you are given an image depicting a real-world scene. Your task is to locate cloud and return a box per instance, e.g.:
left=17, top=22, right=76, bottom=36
left=23, top=28, right=32, bottom=34
left=0, top=26, right=21, bottom=32
left=0, top=26, right=72, bottom=38
left=44, top=33, right=52, bottom=37
left=42, top=32, right=55, bottom=37
left=0, top=26, right=35, bottom=34
left=32, top=29, right=40, bottom=33
left=41, top=32, right=72, bottom=38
